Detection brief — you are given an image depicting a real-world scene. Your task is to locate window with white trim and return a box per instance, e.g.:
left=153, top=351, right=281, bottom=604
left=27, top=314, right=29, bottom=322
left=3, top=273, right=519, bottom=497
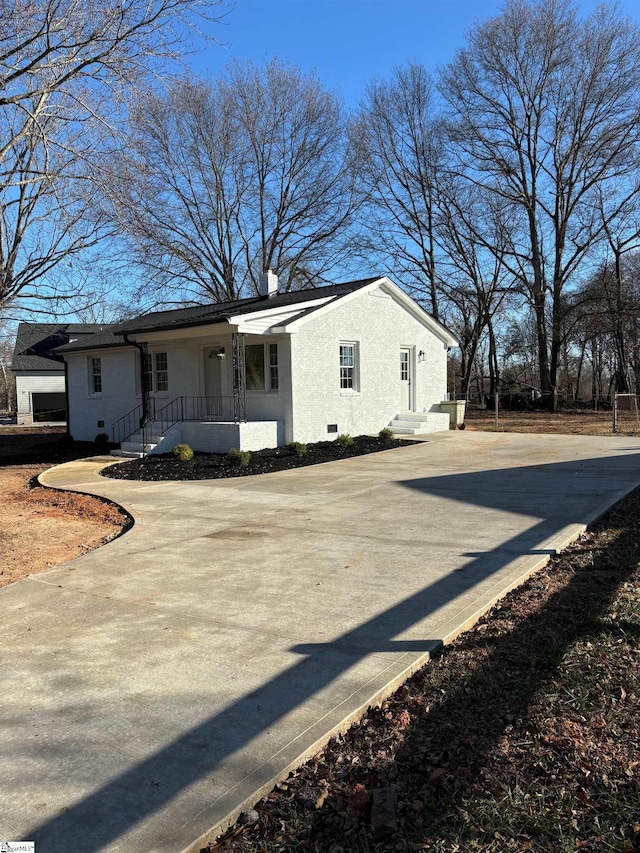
left=246, top=343, right=278, bottom=391
left=143, top=352, right=169, bottom=393
left=269, top=343, right=279, bottom=391
left=339, top=342, right=359, bottom=390
left=400, top=350, right=409, bottom=381
left=90, top=357, right=102, bottom=394
left=154, top=352, right=168, bottom=391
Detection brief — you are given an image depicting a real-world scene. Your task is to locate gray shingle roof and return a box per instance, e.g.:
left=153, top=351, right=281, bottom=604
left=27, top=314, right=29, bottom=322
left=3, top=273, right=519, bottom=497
left=116, top=278, right=380, bottom=334
left=11, top=323, right=110, bottom=371
left=56, top=279, right=382, bottom=353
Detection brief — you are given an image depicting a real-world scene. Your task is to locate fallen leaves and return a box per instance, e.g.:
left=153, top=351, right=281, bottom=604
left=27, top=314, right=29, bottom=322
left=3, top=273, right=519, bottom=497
left=295, top=780, right=329, bottom=811
left=346, top=783, right=371, bottom=817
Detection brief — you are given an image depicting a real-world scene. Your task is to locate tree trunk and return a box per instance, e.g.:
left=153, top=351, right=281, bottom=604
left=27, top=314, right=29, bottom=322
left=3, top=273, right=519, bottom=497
left=612, top=248, right=630, bottom=392
left=574, top=339, right=586, bottom=401
left=534, top=301, right=552, bottom=407
left=487, top=318, right=499, bottom=397
left=0, top=358, right=9, bottom=411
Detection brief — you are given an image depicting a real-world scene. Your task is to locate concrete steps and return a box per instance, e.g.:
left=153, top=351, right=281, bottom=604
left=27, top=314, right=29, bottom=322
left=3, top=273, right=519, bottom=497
left=388, top=411, right=450, bottom=435
left=111, top=421, right=166, bottom=458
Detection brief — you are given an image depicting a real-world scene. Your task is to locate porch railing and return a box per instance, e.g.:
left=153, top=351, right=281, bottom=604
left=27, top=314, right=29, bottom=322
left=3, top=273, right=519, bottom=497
left=112, top=402, right=151, bottom=446
left=147, top=395, right=237, bottom=437
left=112, top=395, right=244, bottom=448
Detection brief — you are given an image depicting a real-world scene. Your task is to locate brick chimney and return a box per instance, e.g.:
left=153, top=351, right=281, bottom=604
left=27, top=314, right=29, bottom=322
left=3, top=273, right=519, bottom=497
left=259, top=269, right=278, bottom=298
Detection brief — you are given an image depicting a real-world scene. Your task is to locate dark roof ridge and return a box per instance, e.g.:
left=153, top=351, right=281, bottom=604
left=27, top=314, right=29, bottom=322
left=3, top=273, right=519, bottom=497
left=11, top=322, right=113, bottom=371
left=113, top=277, right=382, bottom=337
left=54, top=277, right=388, bottom=354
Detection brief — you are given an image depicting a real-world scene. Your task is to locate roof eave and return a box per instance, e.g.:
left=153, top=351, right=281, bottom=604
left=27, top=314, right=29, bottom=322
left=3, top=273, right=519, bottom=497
left=270, top=276, right=459, bottom=345
left=54, top=340, right=132, bottom=356
left=115, top=315, right=231, bottom=337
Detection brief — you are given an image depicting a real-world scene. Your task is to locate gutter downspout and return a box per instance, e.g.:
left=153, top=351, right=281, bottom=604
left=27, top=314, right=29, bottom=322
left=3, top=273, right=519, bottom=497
left=124, top=334, right=149, bottom=428
left=63, top=358, right=71, bottom=440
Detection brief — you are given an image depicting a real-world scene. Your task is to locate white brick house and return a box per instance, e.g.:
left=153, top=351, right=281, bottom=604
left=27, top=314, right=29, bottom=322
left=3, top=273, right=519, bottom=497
left=57, top=275, right=458, bottom=455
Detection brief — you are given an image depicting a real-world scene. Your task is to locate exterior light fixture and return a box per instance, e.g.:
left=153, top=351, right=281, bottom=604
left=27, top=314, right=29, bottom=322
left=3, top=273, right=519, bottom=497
left=209, top=347, right=225, bottom=359
left=418, top=350, right=426, bottom=362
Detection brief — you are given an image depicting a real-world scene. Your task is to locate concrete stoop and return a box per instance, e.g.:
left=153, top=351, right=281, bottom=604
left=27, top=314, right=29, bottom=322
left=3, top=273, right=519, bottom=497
left=111, top=421, right=168, bottom=458
left=389, top=410, right=450, bottom=434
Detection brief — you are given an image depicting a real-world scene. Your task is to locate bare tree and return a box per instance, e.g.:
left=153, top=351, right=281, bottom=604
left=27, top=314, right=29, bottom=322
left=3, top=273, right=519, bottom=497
left=572, top=251, right=640, bottom=397
left=354, top=64, right=444, bottom=319
left=440, top=0, right=640, bottom=408
left=436, top=180, right=514, bottom=398
left=596, top=186, right=640, bottom=391
left=103, top=78, right=247, bottom=303
left=107, top=61, right=361, bottom=304
left=0, top=0, right=226, bottom=316
left=354, top=62, right=515, bottom=397
left=0, top=321, right=15, bottom=411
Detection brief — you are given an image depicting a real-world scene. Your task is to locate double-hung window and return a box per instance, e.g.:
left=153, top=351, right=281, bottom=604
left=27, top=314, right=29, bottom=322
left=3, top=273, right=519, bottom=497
left=246, top=343, right=278, bottom=391
left=144, top=352, right=169, bottom=393
left=90, top=357, right=102, bottom=394
left=154, top=352, right=168, bottom=391
left=340, top=342, right=359, bottom=391
left=269, top=343, right=278, bottom=391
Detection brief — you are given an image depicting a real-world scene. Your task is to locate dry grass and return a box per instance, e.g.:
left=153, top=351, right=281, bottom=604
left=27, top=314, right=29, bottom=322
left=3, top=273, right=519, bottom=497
left=463, top=407, right=625, bottom=436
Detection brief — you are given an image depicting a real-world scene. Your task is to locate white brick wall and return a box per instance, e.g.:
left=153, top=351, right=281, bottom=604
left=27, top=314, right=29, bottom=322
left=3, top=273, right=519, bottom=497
left=64, top=290, right=451, bottom=448
left=289, top=287, right=449, bottom=444
left=65, top=334, right=291, bottom=445
left=244, top=335, right=291, bottom=446
left=180, top=420, right=278, bottom=453
left=66, top=347, right=139, bottom=441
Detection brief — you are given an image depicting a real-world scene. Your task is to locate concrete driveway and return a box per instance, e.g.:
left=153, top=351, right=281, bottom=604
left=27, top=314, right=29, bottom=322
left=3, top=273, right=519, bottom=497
left=2, top=431, right=640, bottom=852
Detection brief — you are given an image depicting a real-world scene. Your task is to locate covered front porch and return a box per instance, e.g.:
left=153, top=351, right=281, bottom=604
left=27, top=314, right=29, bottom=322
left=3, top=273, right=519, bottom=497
left=111, top=395, right=279, bottom=457
left=109, top=329, right=289, bottom=456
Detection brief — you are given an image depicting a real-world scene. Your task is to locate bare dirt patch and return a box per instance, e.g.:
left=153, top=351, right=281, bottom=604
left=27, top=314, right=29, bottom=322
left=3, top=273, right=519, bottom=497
left=0, top=429, right=128, bottom=587
left=464, top=407, right=621, bottom=436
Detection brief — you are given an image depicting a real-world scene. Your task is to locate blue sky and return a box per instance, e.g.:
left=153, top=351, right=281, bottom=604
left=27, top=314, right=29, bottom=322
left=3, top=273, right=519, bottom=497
left=192, top=0, right=640, bottom=107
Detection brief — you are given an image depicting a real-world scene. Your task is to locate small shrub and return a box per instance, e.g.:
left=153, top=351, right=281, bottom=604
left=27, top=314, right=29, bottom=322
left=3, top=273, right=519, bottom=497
left=337, top=433, right=353, bottom=448
left=287, top=441, right=308, bottom=457
left=172, top=443, right=194, bottom=462
left=94, top=432, right=109, bottom=446
left=378, top=427, right=394, bottom=442
left=227, top=448, right=251, bottom=467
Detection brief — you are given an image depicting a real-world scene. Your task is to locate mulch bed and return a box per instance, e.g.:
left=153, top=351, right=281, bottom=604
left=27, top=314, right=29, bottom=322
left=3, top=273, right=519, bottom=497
left=203, top=488, right=640, bottom=853
left=100, top=435, right=416, bottom=481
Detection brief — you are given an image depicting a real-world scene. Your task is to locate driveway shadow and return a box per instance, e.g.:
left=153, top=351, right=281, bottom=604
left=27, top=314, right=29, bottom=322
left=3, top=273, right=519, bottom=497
left=24, top=449, right=640, bottom=851
left=298, top=490, right=640, bottom=849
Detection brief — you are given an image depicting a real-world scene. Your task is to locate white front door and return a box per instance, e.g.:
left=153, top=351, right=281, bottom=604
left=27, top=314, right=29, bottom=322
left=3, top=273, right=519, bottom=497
left=400, top=348, right=411, bottom=410
left=204, top=349, right=224, bottom=419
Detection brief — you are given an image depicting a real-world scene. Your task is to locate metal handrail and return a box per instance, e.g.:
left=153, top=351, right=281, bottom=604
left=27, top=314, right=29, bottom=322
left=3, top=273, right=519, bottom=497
left=113, top=396, right=244, bottom=448
left=141, top=396, right=183, bottom=447
left=112, top=398, right=162, bottom=446
left=112, top=402, right=148, bottom=446
left=140, top=396, right=239, bottom=450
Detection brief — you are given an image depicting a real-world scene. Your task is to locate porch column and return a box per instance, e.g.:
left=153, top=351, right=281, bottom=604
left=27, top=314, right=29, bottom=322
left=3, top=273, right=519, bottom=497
left=232, top=332, right=247, bottom=422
